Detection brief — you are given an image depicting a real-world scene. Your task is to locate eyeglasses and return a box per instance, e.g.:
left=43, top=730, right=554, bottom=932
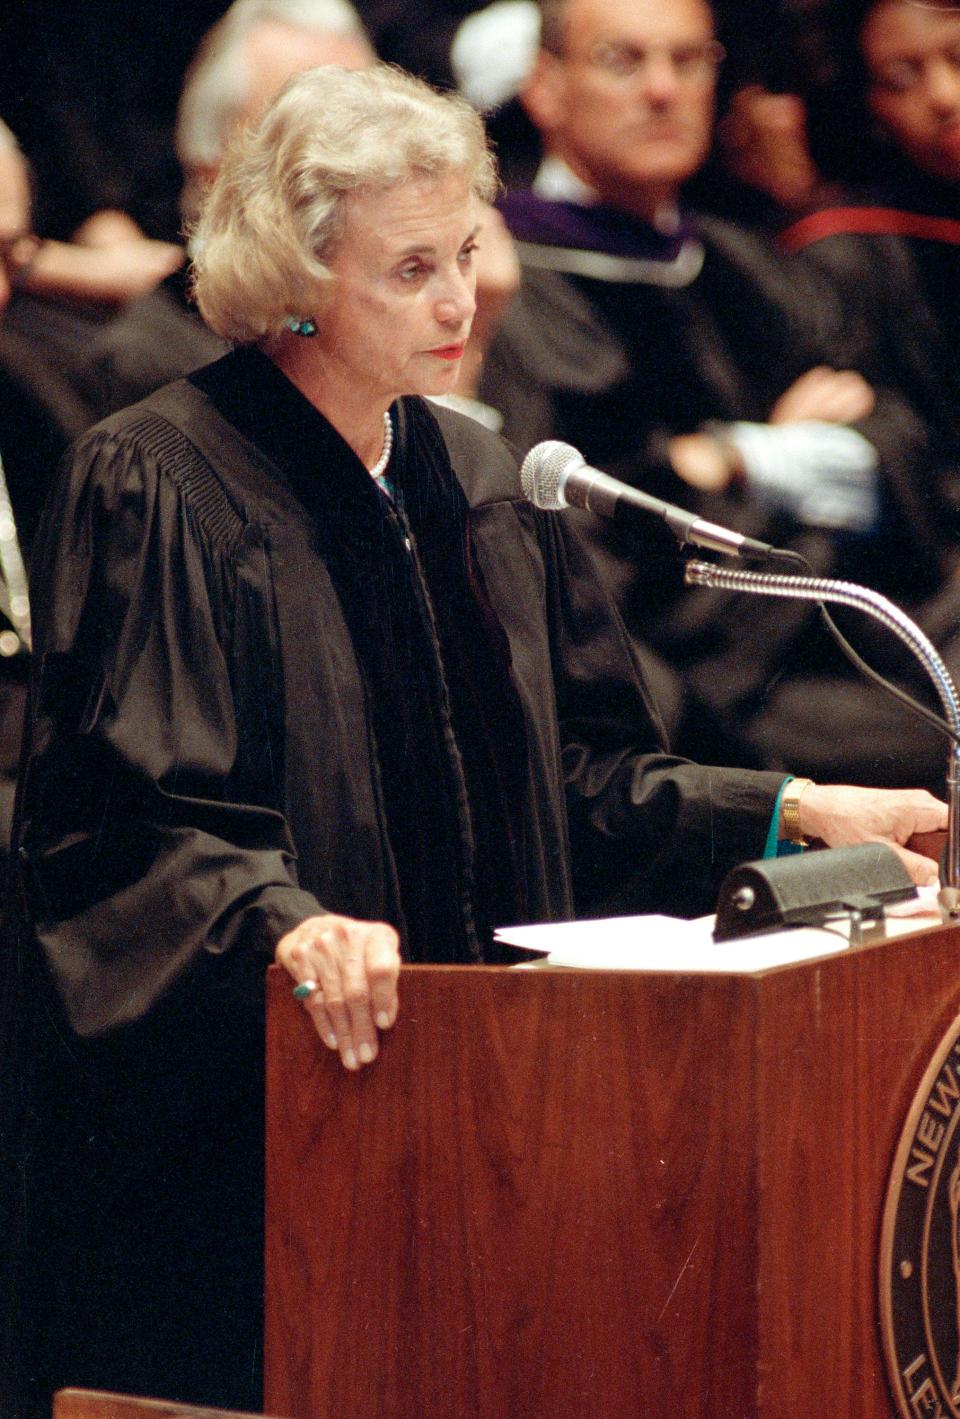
left=570, top=38, right=726, bottom=84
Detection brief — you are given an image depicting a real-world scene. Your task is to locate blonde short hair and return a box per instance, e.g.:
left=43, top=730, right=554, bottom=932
left=190, top=63, right=498, bottom=344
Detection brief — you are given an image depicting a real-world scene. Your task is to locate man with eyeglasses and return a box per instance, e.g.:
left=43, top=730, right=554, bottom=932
left=480, top=0, right=959, bottom=792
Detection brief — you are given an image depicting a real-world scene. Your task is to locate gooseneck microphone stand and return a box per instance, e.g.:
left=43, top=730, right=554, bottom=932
left=684, top=560, right=960, bottom=922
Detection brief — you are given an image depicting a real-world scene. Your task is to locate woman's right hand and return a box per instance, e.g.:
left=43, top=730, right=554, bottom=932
left=276, top=913, right=401, bottom=1071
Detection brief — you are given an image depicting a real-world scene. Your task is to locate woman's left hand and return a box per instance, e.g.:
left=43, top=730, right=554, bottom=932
left=276, top=913, right=401, bottom=1071
left=797, top=784, right=947, bottom=886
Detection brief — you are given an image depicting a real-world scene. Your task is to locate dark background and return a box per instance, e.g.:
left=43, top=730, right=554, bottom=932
left=0, top=0, right=788, bottom=241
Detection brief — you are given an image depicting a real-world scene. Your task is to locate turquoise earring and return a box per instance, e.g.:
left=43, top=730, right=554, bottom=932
left=285, top=315, right=317, bottom=337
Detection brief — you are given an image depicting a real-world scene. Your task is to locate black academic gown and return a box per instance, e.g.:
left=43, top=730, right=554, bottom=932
left=2, top=347, right=782, bottom=1416
left=781, top=169, right=960, bottom=524
left=481, top=211, right=959, bottom=787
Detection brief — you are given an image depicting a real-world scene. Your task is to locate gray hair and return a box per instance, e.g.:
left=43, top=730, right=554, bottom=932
left=190, top=63, right=499, bottom=345
left=175, top=0, right=372, bottom=178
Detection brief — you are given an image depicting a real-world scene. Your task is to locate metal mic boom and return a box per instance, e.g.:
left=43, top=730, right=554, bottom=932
left=519, top=440, right=774, bottom=560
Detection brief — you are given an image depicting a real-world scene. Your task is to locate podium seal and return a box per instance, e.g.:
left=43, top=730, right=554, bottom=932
left=881, top=1014, right=960, bottom=1417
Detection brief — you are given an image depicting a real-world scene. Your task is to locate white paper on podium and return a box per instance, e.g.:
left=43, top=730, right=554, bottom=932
left=495, top=887, right=941, bottom=973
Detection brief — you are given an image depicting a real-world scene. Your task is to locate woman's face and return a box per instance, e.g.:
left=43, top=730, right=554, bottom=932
left=862, top=1, right=960, bottom=182
left=312, top=169, right=480, bottom=410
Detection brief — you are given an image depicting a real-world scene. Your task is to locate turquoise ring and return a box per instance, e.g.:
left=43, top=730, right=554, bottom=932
left=292, top=979, right=318, bottom=1001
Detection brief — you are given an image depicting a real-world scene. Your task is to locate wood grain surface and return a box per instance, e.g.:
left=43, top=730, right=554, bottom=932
left=264, top=924, right=960, bottom=1419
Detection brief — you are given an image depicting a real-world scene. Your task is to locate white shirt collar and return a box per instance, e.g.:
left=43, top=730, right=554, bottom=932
left=531, top=156, right=682, bottom=233
left=532, top=155, right=599, bottom=204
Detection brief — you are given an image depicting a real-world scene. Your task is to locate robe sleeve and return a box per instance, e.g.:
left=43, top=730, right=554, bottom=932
left=441, top=399, right=787, bottom=920
left=15, top=423, right=322, bottom=1036
left=536, top=505, right=787, bottom=916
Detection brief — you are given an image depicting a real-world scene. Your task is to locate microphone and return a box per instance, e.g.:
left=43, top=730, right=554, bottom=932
left=519, top=440, right=775, bottom=560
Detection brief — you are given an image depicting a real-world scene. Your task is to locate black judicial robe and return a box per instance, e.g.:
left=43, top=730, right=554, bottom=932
left=17, top=345, right=782, bottom=1026
left=2, top=347, right=782, bottom=1415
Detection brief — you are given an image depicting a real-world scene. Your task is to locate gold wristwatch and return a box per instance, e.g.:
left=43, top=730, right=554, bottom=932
left=781, top=777, right=814, bottom=848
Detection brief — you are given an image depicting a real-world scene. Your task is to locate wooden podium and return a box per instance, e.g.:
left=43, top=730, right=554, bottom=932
left=263, top=922, right=960, bottom=1419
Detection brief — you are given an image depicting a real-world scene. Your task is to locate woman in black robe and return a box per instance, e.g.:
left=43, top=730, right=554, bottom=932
left=1, top=62, right=946, bottom=1419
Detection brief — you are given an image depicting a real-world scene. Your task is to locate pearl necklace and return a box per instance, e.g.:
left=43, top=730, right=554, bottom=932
left=368, top=411, right=394, bottom=480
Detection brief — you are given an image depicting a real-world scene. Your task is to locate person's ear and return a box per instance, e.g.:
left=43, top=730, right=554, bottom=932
left=521, top=50, right=568, bottom=136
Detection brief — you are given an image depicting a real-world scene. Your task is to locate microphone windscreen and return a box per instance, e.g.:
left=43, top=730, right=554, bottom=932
left=519, top=440, right=583, bottom=509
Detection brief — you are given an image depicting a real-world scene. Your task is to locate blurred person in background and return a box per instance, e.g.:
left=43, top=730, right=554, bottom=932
left=781, top=0, right=960, bottom=519
left=687, top=0, right=839, bottom=228
left=480, top=0, right=960, bottom=791
left=176, top=0, right=376, bottom=221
